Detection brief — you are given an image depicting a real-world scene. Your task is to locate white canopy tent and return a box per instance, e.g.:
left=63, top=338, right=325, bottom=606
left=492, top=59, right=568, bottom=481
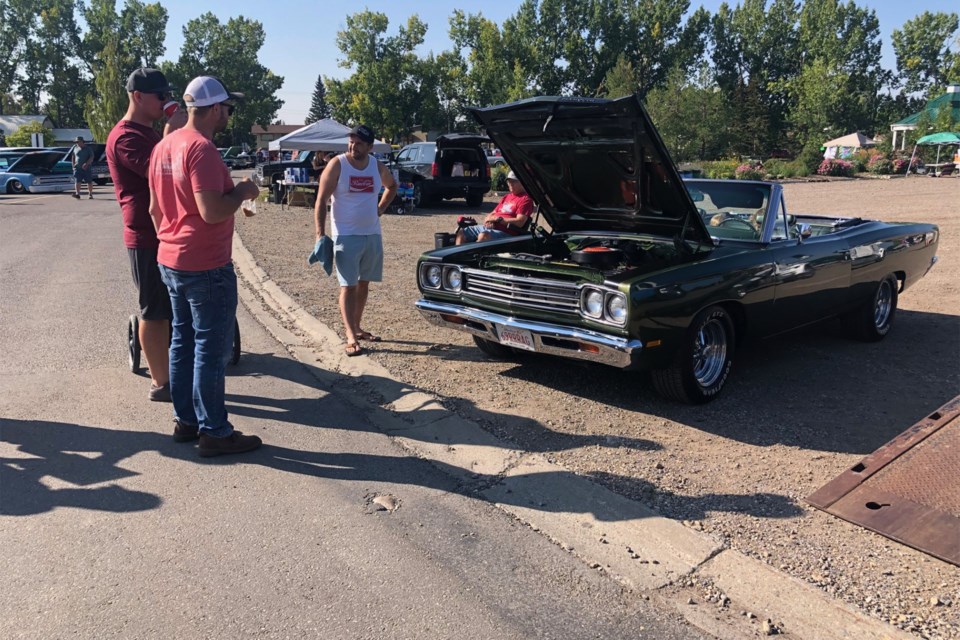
left=267, top=118, right=391, bottom=153
left=822, top=132, right=876, bottom=159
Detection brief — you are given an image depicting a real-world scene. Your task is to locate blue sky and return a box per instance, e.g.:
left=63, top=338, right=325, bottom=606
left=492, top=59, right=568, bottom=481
left=156, top=0, right=959, bottom=123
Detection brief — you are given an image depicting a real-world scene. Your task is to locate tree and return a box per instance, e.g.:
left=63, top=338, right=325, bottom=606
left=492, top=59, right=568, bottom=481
left=6, top=119, right=53, bottom=146
left=645, top=64, right=732, bottom=161
left=326, top=11, right=427, bottom=139
left=83, top=37, right=131, bottom=142
left=892, top=11, right=960, bottom=97
left=169, top=12, right=284, bottom=145
left=599, top=54, right=637, bottom=99
left=0, top=0, right=36, bottom=115
left=306, top=75, right=330, bottom=123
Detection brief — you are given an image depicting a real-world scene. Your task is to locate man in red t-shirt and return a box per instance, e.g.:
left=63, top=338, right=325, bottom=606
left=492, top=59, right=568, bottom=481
left=149, top=76, right=261, bottom=457
left=107, top=68, right=187, bottom=403
left=456, top=170, right=535, bottom=244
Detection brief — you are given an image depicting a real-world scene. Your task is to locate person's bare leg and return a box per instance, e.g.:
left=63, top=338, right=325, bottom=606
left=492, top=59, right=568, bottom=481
left=87, top=181, right=94, bottom=197
left=354, top=281, right=370, bottom=332
left=455, top=229, right=465, bottom=245
left=140, top=318, right=170, bottom=387
left=477, top=231, right=491, bottom=242
left=339, top=285, right=359, bottom=345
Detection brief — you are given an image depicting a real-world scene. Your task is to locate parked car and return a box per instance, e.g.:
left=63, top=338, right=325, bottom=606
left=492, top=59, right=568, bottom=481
left=393, top=135, right=491, bottom=207
left=221, top=145, right=255, bottom=169
left=485, top=147, right=507, bottom=166
left=0, top=150, right=76, bottom=194
left=414, top=95, right=940, bottom=404
left=254, top=149, right=315, bottom=187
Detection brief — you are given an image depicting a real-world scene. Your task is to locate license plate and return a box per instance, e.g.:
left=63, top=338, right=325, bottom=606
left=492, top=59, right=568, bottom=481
left=496, top=325, right=535, bottom=351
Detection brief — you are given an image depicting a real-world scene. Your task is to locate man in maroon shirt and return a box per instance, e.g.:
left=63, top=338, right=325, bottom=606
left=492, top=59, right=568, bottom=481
left=107, top=68, right=186, bottom=402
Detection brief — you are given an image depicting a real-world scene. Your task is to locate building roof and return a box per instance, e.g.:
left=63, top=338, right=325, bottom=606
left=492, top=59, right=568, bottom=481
left=0, top=115, right=56, bottom=135
left=893, top=87, right=960, bottom=127
left=51, top=128, right=94, bottom=142
left=250, top=124, right=303, bottom=135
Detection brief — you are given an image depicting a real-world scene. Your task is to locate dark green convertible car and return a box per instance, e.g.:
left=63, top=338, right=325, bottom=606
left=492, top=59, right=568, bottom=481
left=414, top=96, right=940, bottom=404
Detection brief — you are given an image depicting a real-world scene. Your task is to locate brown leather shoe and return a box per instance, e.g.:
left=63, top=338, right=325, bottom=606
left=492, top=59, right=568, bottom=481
left=173, top=419, right=199, bottom=442
left=198, top=431, right=262, bottom=457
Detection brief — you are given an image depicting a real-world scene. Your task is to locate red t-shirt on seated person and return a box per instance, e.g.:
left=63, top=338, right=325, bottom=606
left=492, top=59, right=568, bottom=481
left=149, top=128, right=235, bottom=271
left=106, top=119, right=162, bottom=249
left=490, top=192, right=535, bottom=235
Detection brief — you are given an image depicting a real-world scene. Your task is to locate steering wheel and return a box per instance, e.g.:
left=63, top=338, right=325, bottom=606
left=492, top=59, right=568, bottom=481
left=718, top=217, right=757, bottom=233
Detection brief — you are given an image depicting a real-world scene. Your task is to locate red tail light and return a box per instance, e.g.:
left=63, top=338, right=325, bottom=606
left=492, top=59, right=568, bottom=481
left=485, top=164, right=491, bottom=178
left=431, top=162, right=438, bottom=177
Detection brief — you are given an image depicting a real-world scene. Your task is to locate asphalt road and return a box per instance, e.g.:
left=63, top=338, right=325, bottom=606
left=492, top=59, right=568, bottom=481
left=0, top=188, right=709, bottom=639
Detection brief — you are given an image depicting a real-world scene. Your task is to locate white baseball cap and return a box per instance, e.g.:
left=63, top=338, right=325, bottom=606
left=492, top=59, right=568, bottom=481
left=506, top=170, right=519, bottom=181
left=183, top=76, right=244, bottom=108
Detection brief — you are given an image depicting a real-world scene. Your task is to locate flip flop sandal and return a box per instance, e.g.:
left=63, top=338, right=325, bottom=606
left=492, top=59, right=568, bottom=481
left=344, top=342, right=363, bottom=357
left=356, top=331, right=382, bottom=342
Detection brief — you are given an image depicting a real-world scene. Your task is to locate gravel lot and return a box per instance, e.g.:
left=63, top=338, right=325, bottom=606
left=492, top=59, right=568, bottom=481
left=237, top=175, right=959, bottom=638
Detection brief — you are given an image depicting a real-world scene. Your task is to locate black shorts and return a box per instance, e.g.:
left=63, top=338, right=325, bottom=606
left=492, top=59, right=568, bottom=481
left=128, top=247, right=172, bottom=321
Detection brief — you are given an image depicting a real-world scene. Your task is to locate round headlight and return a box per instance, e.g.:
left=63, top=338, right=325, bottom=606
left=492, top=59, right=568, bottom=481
left=443, top=267, right=462, bottom=291
left=606, top=294, right=627, bottom=323
left=424, top=264, right=442, bottom=288
left=583, top=290, right=604, bottom=317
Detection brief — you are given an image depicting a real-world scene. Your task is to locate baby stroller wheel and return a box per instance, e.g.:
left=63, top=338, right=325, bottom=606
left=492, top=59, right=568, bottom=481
left=128, top=314, right=141, bottom=373
left=230, top=318, right=241, bottom=365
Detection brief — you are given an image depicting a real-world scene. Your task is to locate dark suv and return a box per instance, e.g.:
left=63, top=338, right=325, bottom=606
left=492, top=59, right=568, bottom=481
left=393, top=134, right=490, bottom=206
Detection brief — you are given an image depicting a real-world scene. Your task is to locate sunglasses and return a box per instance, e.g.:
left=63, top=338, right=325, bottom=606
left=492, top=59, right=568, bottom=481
left=151, top=92, right=171, bottom=101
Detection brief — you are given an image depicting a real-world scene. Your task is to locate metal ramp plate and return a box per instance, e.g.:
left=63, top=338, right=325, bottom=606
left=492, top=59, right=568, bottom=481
left=807, top=395, right=960, bottom=566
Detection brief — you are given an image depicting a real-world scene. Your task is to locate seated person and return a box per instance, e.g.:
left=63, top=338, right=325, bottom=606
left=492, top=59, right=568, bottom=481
left=456, top=171, right=534, bottom=244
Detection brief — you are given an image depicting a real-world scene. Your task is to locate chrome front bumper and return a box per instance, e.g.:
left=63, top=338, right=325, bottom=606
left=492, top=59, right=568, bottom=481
left=416, top=299, right=643, bottom=368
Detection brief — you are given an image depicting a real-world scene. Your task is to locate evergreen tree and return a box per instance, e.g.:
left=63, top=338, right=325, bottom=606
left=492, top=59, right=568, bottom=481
left=306, top=74, right=330, bottom=123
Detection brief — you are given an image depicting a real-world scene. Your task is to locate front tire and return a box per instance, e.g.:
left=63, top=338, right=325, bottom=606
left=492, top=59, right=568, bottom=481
left=412, top=182, right=423, bottom=208
left=846, top=275, right=898, bottom=342
left=8, top=179, right=25, bottom=194
left=651, top=305, right=735, bottom=404
left=473, top=335, right=514, bottom=359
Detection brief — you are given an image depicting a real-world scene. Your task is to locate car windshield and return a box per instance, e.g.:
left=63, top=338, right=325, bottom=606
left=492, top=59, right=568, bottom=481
left=685, top=182, right=771, bottom=242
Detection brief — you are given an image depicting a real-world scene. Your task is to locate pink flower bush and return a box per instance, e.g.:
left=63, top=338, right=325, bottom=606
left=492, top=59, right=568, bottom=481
left=735, top=163, right=764, bottom=180
left=816, top=159, right=854, bottom=177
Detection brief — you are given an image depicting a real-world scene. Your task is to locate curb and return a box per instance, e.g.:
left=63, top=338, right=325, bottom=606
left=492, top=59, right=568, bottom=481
left=231, top=232, right=914, bottom=640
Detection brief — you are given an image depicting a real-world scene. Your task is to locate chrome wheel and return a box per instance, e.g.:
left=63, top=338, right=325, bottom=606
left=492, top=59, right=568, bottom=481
left=874, top=279, right=893, bottom=329
left=692, top=318, right=729, bottom=389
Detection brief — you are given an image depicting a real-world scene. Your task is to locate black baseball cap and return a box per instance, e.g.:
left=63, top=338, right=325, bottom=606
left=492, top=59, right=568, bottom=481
left=349, top=125, right=375, bottom=144
left=125, top=68, right=174, bottom=93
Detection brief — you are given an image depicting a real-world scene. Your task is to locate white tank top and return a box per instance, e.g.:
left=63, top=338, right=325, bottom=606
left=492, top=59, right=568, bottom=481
left=330, top=153, right=382, bottom=236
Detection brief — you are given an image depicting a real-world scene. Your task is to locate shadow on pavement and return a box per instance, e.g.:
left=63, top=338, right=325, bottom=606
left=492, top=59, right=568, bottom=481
left=1, top=347, right=802, bottom=521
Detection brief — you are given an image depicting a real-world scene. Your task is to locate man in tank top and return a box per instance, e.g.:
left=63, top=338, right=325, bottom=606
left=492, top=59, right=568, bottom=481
left=313, top=124, right=397, bottom=357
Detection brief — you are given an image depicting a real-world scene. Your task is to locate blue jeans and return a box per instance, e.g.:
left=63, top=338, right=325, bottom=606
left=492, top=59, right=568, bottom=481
left=158, top=263, right=237, bottom=438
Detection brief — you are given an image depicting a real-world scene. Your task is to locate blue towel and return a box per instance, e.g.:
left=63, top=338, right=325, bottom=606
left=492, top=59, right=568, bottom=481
left=307, top=236, right=334, bottom=275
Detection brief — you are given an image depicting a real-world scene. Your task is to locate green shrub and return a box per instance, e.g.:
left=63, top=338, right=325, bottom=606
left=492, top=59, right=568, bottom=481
left=867, top=154, right=892, bottom=174
left=850, top=149, right=872, bottom=173
left=798, top=144, right=825, bottom=173
left=700, top=160, right=739, bottom=179
left=490, top=163, right=511, bottom=192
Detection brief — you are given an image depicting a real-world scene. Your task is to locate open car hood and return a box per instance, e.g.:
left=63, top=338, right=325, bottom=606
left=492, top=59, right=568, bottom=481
left=7, top=151, right=65, bottom=173
left=468, top=96, right=711, bottom=244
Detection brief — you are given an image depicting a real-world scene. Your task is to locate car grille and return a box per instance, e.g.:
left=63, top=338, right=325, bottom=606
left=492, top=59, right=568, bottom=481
left=462, top=268, right=580, bottom=314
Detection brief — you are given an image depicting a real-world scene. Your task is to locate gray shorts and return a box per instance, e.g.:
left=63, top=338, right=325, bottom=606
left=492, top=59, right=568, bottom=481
left=128, top=247, right=172, bottom=321
left=74, top=167, right=93, bottom=183
left=333, top=234, right=383, bottom=286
